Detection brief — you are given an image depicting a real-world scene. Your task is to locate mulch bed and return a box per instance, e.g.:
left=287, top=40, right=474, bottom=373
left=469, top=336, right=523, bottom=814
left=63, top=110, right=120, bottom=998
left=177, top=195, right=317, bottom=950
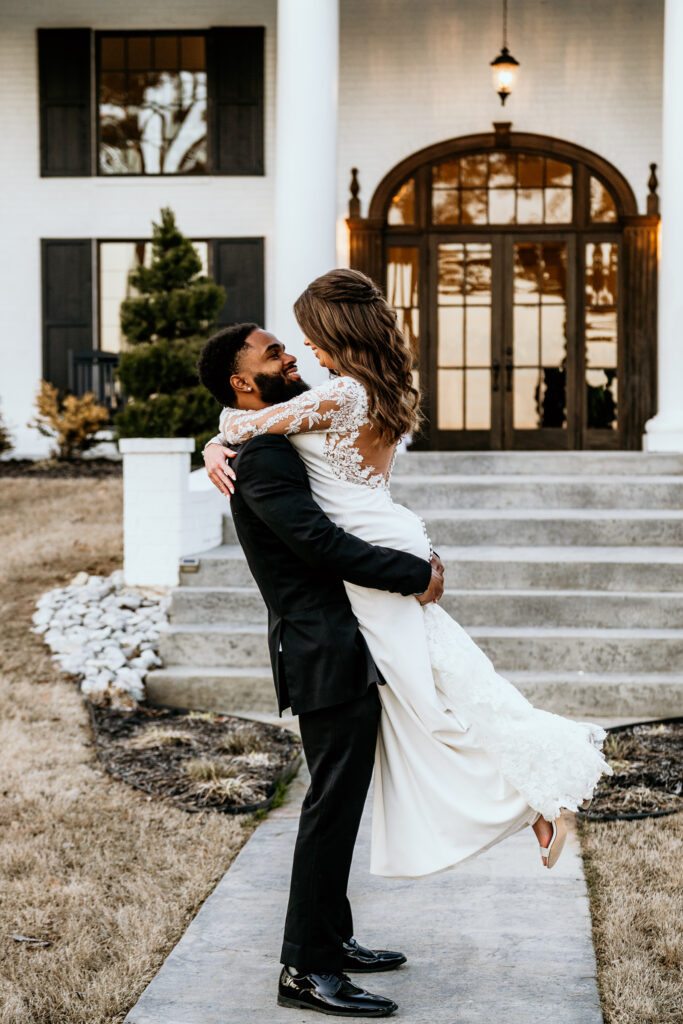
left=578, top=717, right=682, bottom=821
left=86, top=701, right=302, bottom=815
left=0, top=458, right=122, bottom=478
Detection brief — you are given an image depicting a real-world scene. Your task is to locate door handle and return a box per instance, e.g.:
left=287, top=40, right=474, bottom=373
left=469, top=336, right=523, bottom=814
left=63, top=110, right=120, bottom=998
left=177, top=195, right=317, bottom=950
left=505, top=357, right=513, bottom=392
left=492, top=359, right=500, bottom=392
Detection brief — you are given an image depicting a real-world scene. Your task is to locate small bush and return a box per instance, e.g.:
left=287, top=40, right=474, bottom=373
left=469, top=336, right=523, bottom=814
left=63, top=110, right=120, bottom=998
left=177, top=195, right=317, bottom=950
left=0, top=401, right=14, bottom=455
left=27, top=380, right=110, bottom=461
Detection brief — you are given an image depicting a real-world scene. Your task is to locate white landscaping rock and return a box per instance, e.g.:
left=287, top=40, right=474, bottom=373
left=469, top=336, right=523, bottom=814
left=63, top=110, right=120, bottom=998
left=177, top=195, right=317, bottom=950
left=31, top=568, right=171, bottom=706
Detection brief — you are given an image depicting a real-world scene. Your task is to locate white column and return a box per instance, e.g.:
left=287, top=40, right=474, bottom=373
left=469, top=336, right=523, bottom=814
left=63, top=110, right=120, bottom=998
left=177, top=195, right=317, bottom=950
left=272, top=0, right=339, bottom=385
left=643, top=0, right=683, bottom=451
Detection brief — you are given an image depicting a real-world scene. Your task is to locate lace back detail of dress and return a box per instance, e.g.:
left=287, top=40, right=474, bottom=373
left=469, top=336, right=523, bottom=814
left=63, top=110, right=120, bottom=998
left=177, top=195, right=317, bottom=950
left=220, top=374, right=398, bottom=492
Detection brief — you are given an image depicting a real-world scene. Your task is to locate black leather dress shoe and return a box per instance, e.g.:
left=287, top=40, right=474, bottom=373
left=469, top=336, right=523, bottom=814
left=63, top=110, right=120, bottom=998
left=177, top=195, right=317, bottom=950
left=341, top=937, right=407, bottom=973
left=277, top=966, right=398, bottom=1017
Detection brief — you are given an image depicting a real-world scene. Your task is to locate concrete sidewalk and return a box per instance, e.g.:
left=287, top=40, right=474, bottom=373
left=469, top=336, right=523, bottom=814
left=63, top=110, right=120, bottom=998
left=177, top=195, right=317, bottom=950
left=123, top=751, right=606, bottom=1024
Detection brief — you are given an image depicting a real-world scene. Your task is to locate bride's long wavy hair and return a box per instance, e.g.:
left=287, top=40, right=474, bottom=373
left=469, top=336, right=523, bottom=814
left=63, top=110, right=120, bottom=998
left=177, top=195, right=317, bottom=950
left=293, top=268, right=421, bottom=445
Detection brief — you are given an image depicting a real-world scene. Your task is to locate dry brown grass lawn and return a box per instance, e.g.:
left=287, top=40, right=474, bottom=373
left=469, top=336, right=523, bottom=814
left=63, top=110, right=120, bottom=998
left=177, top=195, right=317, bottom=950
left=578, top=811, right=683, bottom=1023
left=0, top=478, right=255, bottom=1024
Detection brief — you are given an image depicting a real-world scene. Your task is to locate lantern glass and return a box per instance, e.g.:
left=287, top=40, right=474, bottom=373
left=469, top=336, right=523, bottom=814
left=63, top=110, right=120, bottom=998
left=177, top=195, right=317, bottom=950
left=491, top=59, right=518, bottom=98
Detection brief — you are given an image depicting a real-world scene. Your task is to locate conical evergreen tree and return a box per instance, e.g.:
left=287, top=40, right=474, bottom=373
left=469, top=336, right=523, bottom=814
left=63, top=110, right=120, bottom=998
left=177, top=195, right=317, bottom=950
left=114, top=207, right=226, bottom=461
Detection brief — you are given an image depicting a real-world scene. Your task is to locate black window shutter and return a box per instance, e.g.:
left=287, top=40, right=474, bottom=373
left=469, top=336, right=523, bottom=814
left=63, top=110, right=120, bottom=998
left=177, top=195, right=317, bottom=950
left=38, top=28, right=92, bottom=176
left=211, top=239, right=265, bottom=327
left=208, top=27, right=264, bottom=175
left=42, top=240, right=93, bottom=394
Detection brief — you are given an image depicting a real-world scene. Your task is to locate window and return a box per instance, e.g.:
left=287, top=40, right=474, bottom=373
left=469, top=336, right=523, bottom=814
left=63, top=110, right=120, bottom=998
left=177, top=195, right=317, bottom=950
left=38, top=27, right=264, bottom=177
left=430, top=153, right=573, bottom=226
left=98, top=34, right=208, bottom=175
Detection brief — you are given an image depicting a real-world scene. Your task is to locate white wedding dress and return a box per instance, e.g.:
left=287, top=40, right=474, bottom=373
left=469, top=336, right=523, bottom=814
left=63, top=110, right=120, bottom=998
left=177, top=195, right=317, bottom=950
left=214, top=375, right=613, bottom=878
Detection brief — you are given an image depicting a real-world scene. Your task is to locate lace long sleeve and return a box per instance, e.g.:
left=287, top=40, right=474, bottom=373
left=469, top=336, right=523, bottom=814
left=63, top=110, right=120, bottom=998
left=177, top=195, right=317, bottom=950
left=219, top=375, right=367, bottom=445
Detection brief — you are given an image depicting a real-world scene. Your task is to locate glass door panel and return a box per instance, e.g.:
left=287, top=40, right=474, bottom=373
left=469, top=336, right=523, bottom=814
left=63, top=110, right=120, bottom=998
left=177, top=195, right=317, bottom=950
left=505, top=238, right=573, bottom=448
left=585, top=242, right=618, bottom=436
left=435, top=241, right=496, bottom=441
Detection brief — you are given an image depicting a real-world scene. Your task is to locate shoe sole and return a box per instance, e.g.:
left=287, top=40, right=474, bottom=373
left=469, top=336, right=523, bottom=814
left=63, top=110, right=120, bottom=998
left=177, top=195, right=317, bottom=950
left=277, top=993, right=397, bottom=1017
left=343, top=958, right=407, bottom=973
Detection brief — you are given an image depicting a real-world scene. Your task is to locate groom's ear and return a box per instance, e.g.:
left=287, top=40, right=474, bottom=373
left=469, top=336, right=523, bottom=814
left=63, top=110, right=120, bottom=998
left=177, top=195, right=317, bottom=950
left=231, top=373, right=253, bottom=395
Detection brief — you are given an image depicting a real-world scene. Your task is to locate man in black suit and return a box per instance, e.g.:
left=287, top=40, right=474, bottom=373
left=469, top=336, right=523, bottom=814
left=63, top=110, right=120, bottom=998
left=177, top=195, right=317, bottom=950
left=198, top=323, right=443, bottom=1018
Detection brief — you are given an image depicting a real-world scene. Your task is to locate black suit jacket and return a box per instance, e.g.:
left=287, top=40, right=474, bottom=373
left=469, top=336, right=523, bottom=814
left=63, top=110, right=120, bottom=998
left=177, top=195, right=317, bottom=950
left=227, top=434, right=432, bottom=716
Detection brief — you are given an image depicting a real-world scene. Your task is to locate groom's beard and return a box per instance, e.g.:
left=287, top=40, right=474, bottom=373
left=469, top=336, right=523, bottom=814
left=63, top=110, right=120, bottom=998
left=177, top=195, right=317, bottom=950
left=253, top=371, right=310, bottom=404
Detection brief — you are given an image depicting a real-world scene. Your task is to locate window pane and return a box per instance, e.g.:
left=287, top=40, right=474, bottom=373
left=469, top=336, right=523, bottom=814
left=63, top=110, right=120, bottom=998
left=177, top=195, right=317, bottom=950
left=101, top=36, right=125, bottom=70
left=541, top=243, right=567, bottom=303
left=517, top=188, right=543, bottom=223
left=546, top=159, right=572, bottom=187
left=432, top=189, right=460, bottom=224
left=154, top=35, right=178, bottom=70
left=387, top=246, right=420, bottom=363
left=460, top=154, right=488, bottom=187
left=590, top=177, right=617, bottom=222
left=438, top=244, right=465, bottom=303
left=586, top=369, right=618, bottom=429
left=465, top=369, right=491, bottom=429
left=128, top=36, right=152, bottom=70
left=489, top=152, right=516, bottom=187
left=514, top=244, right=540, bottom=300
left=518, top=154, right=544, bottom=188
left=514, top=368, right=543, bottom=428
left=465, top=244, right=492, bottom=304
left=438, top=369, right=464, bottom=429
left=489, top=188, right=515, bottom=224
left=461, top=189, right=487, bottom=224
left=541, top=305, right=567, bottom=366
left=438, top=307, right=464, bottom=365
left=465, top=307, right=491, bottom=364
left=545, top=187, right=572, bottom=223
left=586, top=311, right=617, bottom=368
left=181, top=35, right=206, bottom=70
left=433, top=160, right=459, bottom=188
left=586, top=243, right=618, bottom=306
left=513, top=305, right=539, bottom=365
left=387, top=178, right=416, bottom=225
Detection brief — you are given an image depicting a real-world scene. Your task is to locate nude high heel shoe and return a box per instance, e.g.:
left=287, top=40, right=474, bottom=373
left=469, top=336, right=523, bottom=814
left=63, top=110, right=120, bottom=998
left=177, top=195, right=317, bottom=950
left=539, top=815, right=567, bottom=869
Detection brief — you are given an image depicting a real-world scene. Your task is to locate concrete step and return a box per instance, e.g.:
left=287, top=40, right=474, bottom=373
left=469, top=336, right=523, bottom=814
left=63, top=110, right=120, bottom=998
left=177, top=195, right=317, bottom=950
left=158, top=620, right=683, bottom=673
left=389, top=474, right=683, bottom=510
left=170, top=585, right=683, bottom=630
left=213, top=509, right=683, bottom=555
left=393, top=450, right=683, bottom=476
left=183, top=544, right=683, bottom=592
left=144, top=664, right=683, bottom=719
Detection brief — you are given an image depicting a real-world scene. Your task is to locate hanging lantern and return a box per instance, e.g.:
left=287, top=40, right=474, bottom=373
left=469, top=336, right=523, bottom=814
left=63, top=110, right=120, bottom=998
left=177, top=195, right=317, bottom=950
left=490, top=0, right=520, bottom=105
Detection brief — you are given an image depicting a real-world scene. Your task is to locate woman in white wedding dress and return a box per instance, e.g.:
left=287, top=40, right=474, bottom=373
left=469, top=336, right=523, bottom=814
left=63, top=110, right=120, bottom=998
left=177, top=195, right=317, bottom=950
left=216, top=269, right=613, bottom=879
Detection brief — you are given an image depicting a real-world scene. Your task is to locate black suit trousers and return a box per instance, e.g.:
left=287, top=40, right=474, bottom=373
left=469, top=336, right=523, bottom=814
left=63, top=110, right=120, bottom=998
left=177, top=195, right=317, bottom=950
left=280, top=683, right=382, bottom=973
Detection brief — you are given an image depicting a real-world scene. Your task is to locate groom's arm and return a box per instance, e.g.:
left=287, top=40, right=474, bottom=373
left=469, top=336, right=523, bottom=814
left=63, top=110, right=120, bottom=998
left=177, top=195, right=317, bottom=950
left=234, top=436, right=432, bottom=596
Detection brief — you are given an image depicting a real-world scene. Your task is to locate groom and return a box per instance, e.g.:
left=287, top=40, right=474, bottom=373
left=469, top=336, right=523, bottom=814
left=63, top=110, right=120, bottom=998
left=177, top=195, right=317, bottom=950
left=198, top=323, right=443, bottom=1018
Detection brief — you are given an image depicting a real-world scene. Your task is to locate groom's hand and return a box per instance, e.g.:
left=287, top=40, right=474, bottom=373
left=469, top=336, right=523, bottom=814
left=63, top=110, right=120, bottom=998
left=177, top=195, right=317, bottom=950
left=203, top=442, right=238, bottom=496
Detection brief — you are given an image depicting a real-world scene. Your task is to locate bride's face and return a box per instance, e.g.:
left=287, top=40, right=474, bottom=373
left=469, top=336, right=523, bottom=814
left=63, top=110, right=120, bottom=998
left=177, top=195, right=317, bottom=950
left=304, top=336, right=337, bottom=371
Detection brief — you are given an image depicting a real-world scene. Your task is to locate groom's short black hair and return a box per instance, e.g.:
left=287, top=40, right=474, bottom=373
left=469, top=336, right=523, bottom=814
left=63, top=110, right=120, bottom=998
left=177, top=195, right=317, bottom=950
left=197, top=322, right=260, bottom=406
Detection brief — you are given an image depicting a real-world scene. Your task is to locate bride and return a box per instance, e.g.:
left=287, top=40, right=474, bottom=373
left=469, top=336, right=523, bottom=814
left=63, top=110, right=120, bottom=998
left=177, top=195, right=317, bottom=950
left=209, top=268, right=613, bottom=879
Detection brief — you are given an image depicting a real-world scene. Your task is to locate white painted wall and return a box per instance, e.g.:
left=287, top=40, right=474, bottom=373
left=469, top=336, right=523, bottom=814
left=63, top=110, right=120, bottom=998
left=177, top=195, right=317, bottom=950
left=0, top=0, right=664, bottom=455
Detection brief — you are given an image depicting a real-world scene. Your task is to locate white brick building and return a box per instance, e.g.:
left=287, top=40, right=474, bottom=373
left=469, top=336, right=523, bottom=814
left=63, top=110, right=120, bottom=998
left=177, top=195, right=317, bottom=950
left=2, top=0, right=681, bottom=456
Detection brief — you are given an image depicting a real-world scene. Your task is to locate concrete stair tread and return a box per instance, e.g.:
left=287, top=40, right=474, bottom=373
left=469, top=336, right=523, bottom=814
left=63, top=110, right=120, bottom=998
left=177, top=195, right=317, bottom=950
left=435, top=545, right=683, bottom=562
left=391, top=472, right=683, bottom=484
left=467, top=625, right=683, bottom=638
left=411, top=508, right=683, bottom=520
left=506, top=670, right=683, bottom=682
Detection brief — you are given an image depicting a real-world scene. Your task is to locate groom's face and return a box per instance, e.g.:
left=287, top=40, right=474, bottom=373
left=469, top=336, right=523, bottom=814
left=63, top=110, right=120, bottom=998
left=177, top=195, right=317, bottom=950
left=236, top=329, right=310, bottom=405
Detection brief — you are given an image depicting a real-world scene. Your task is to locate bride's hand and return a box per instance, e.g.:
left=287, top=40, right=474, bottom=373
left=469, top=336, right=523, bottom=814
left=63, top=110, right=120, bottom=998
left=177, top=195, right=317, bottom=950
left=204, top=443, right=238, bottom=496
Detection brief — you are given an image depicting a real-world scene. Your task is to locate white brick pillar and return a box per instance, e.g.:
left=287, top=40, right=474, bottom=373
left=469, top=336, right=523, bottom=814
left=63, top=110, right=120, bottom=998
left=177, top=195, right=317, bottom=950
left=272, top=0, right=339, bottom=385
left=119, top=437, right=195, bottom=587
left=643, top=0, right=683, bottom=451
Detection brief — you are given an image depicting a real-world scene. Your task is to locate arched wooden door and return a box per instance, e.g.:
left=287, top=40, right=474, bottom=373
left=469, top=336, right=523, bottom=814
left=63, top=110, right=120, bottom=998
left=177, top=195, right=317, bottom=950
left=348, top=126, right=659, bottom=450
